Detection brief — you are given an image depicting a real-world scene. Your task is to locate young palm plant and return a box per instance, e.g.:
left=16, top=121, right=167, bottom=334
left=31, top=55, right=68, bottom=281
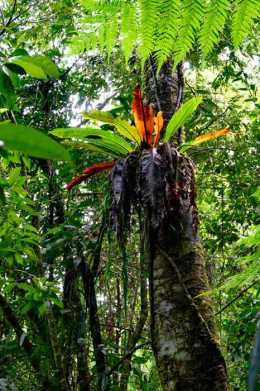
left=50, top=87, right=230, bottom=390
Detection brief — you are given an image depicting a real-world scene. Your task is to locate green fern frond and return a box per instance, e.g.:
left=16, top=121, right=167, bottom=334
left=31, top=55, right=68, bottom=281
left=137, top=0, right=158, bottom=66
left=154, top=0, right=180, bottom=70
left=232, top=0, right=259, bottom=47
left=68, top=34, right=87, bottom=55
left=80, top=1, right=120, bottom=56
left=96, top=23, right=106, bottom=51
left=105, top=9, right=119, bottom=58
left=200, top=0, right=231, bottom=57
left=173, top=0, right=205, bottom=67
left=80, top=0, right=99, bottom=11
left=76, top=0, right=258, bottom=68
left=218, top=252, right=260, bottom=291
left=121, top=4, right=138, bottom=60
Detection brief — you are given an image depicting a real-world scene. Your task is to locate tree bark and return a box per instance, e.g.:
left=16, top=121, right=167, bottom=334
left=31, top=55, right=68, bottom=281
left=143, top=60, right=228, bottom=390
left=144, top=56, right=184, bottom=143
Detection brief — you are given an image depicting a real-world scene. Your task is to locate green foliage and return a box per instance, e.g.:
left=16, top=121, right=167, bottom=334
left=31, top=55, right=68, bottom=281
left=0, top=69, right=16, bottom=109
left=121, top=4, right=137, bottom=61
left=74, top=0, right=259, bottom=67
left=6, top=54, right=59, bottom=80
left=154, top=0, right=180, bottom=69
left=163, top=97, right=202, bottom=142
left=173, top=0, right=204, bottom=66
left=50, top=126, right=134, bottom=152
left=51, top=126, right=134, bottom=155
left=0, top=52, right=59, bottom=110
left=61, top=140, right=121, bottom=157
left=7, top=56, right=47, bottom=79
left=218, top=222, right=260, bottom=292
left=232, top=0, right=260, bottom=47
left=137, top=0, right=158, bottom=66
left=200, top=0, right=230, bottom=57
left=82, top=110, right=141, bottom=143
left=0, top=1, right=259, bottom=390
left=0, top=166, right=40, bottom=266
left=0, top=122, right=70, bottom=161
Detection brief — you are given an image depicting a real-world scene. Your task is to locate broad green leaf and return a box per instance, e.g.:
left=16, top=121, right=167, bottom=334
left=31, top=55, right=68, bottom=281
left=62, top=141, right=119, bottom=157
left=0, top=70, right=15, bottom=97
left=86, top=138, right=131, bottom=155
left=4, top=63, right=26, bottom=75
left=28, top=56, right=60, bottom=79
left=163, top=97, right=203, bottom=142
left=0, top=122, right=70, bottom=161
left=11, top=48, right=29, bottom=57
left=7, top=56, right=47, bottom=79
left=62, top=139, right=125, bottom=158
left=0, top=69, right=16, bottom=109
left=3, top=65, right=20, bottom=88
left=0, top=108, right=8, bottom=113
left=82, top=110, right=141, bottom=143
left=50, top=127, right=133, bottom=153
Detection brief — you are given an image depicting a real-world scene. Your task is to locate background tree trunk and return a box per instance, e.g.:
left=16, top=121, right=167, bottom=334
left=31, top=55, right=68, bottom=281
left=144, top=59, right=228, bottom=390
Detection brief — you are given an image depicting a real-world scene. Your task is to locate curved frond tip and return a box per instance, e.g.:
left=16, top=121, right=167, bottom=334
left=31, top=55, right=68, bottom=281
left=65, top=161, right=115, bottom=190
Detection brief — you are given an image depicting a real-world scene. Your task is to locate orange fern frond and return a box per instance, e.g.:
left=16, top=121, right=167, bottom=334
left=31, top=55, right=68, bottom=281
left=191, top=128, right=230, bottom=145
left=153, top=111, right=164, bottom=146
left=132, top=86, right=164, bottom=146
left=144, top=105, right=154, bottom=145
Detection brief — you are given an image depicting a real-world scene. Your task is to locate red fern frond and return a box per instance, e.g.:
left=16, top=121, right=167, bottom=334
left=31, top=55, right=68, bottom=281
left=65, top=161, right=115, bottom=190
left=132, top=86, right=147, bottom=142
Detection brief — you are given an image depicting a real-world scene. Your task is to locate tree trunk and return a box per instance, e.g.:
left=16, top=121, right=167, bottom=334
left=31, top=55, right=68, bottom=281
left=143, top=60, right=228, bottom=390
left=149, top=156, right=227, bottom=390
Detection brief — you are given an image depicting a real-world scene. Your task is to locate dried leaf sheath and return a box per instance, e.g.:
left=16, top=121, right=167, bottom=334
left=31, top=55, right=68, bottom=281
left=110, top=154, right=138, bottom=244
left=109, top=144, right=199, bottom=243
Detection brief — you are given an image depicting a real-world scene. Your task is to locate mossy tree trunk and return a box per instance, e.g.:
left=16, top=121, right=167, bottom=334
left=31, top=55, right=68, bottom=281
left=148, top=154, right=227, bottom=390
left=143, top=59, right=228, bottom=390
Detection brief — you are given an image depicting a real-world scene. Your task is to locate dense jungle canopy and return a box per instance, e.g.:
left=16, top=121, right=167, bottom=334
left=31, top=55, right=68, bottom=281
left=0, top=0, right=259, bottom=390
